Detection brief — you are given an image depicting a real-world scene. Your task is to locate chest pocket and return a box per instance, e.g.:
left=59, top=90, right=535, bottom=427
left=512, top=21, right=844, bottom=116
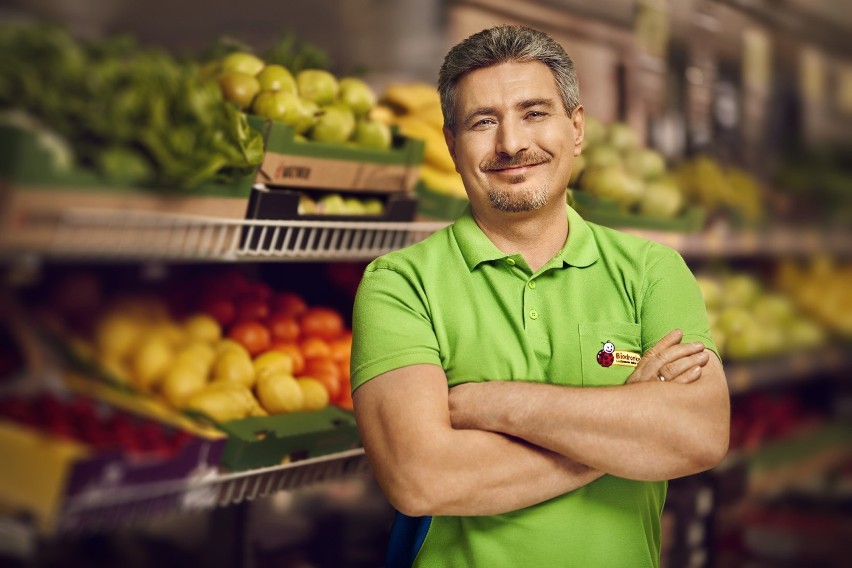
left=579, top=321, right=642, bottom=386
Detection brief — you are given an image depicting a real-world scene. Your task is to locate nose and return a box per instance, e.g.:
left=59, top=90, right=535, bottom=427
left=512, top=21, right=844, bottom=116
left=495, top=119, right=529, bottom=157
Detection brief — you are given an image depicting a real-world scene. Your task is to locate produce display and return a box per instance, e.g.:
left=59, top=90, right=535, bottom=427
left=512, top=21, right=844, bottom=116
left=46, top=269, right=354, bottom=427
left=377, top=82, right=466, bottom=198
left=695, top=270, right=827, bottom=360
left=575, top=117, right=764, bottom=223
left=0, top=24, right=264, bottom=188
left=774, top=256, right=852, bottom=338
left=0, top=392, right=193, bottom=458
left=210, top=51, right=392, bottom=150
left=297, top=192, right=385, bottom=216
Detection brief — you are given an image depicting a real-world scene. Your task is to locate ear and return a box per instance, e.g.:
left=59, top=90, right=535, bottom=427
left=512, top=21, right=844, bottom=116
left=443, top=126, right=460, bottom=172
left=571, top=105, right=585, bottom=157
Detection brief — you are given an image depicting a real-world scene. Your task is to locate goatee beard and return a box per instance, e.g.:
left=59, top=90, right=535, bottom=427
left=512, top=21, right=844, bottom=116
left=488, top=184, right=549, bottom=213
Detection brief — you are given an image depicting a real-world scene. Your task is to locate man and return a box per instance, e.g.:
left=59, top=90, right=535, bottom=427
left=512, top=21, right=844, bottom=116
left=350, top=25, right=730, bottom=568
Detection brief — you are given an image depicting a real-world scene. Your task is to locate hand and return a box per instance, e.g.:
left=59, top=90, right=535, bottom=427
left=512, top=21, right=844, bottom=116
left=627, top=329, right=709, bottom=385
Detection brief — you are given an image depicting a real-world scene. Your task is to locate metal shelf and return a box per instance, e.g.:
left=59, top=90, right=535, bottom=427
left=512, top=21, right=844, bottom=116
left=3, top=206, right=850, bottom=264
left=726, top=346, right=852, bottom=395
left=1, top=208, right=450, bottom=263
left=58, top=448, right=370, bottom=533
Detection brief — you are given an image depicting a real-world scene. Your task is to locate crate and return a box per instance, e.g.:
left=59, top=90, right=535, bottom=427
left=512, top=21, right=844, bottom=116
left=252, top=117, right=424, bottom=193
left=572, top=191, right=707, bottom=233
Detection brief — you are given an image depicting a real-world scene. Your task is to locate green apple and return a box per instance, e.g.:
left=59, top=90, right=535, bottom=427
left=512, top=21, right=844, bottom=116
left=218, top=71, right=261, bottom=109
left=583, top=115, right=606, bottom=149
left=310, top=104, right=355, bottom=144
left=338, top=77, right=376, bottom=116
left=296, top=69, right=339, bottom=105
left=298, top=194, right=317, bottom=214
left=353, top=118, right=392, bottom=149
left=317, top=193, right=346, bottom=214
left=607, top=122, right=639, bottom=151
left=624, top=147, right=666, bottom=180
left=583, top=145, right=622, bottom=170
left=221, top=52, right=265, bottom=76
left=292, top=98, right=319, bottom=135
left=638, top=178, right=683, bottom=218
left=256, top=64, right=297, bottom=93
left=362, top=198, right=384, bottom=215
left=343, top=197, right=367, bottom=215
left=252, top=91, right=302, bottom=125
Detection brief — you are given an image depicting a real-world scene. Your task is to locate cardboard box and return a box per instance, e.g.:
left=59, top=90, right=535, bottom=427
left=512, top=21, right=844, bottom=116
left=253, top=118, right=424, bottom=193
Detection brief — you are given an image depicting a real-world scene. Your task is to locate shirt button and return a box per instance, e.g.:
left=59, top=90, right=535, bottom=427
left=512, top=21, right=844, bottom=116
left=528, top=281, right=537, bottom=289
left=529, top=309, right=539, bottom=320
left=506, top=258, right=516, bottom=266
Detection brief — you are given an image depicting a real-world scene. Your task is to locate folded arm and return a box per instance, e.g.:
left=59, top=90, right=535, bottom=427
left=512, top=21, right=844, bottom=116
left=449, top=331, right=731, bottom=481
left=353, top=363, right=604, bottom=517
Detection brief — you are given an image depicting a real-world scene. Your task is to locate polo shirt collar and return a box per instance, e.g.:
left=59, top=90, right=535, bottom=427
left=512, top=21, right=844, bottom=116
left=453, top=204, right=599, bottom=271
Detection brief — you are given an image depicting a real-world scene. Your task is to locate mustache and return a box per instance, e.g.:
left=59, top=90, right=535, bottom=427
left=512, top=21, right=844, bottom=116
left=481, top=151, right=551, bottom=171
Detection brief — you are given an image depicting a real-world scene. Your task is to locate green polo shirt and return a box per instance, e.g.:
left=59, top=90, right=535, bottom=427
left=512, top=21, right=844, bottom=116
left=351, top=205, right=717, bottom=568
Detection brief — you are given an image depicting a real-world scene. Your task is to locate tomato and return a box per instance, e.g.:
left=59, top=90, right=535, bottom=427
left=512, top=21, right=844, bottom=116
left=271, top=292, right=308, bottom=318
left=335, top=387, right=354, bottom=411
left=268, top=342, right=306, bottom=375
left=200, top=297, right=236, bottom=327
left=244, top=281, right=273, bottom=301
left=234, top=296, right=270, bottom=323
left=329, top=336, right=352, bottom=364
left=301, top=358, right=341, bottom=399
left=266, top=313, right=301, bottom=343
left=300, top=337, right=332, bottom=361
left=336, top=358, right=351, bottom=382
left=300, top=307, right=345, bottom=341
left=228, top=320, right=271, bottom=356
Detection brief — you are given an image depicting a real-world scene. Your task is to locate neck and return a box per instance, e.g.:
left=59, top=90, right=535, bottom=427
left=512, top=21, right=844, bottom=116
left=472, top=202, right=569, bottom=272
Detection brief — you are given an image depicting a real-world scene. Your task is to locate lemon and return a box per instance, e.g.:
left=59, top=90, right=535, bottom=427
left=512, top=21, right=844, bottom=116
left=173, top=341, right=217, bottom=376
left=297, top=378, right=329, bottom=411
left=212, top=348, right=256, bottom=388
left=186, top=384, right=251, bottom=423
left=161, top=364, right=208, bottom=407
left=253, top=351, right=294, bottom=379
left=95, top=314, right=143, bottom=360
left=131, top=335, right=175, bottom=390
left=184, top=314, right=222, bottom=344
left=256, top=372, right=304, bottom=414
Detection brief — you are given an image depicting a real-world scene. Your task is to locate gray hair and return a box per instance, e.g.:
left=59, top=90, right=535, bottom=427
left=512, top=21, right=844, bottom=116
left=438, top=25, right=580, bottom=133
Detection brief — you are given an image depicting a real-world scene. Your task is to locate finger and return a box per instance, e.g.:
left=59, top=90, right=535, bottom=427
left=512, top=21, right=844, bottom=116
left=643, top=329, right=684, bottom=360
left=659, top=350, right=709, bottom=382
left=666, top=365, right=703, bottom=384
left=631, top=339, right=705, bottom=382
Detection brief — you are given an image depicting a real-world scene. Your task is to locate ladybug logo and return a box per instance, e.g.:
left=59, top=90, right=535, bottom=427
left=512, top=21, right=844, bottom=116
left=597, top=340, right=615, bottom=367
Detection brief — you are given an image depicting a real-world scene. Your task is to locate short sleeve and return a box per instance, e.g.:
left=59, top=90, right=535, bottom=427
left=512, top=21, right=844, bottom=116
left=350, top=265, right=442, bottom=392
left=640, top=247, right=720, bottom=362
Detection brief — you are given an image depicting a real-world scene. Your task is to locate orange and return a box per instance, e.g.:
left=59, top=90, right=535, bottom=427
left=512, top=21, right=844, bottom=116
left=228, top=320, right=271, bottom=356
left=300, top=337, right=332, bottom=361
left=301, top=358, right=341, bottom=399
left=271, top=292, right=308, bottom=318
left=329, top=336, right=352, bottom=364
left=300, top=307, right=345, bottom=341
left=267, top=313, right=300, bottom=343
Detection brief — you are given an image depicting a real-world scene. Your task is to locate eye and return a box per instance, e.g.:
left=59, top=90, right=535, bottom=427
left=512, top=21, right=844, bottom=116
left=471, top=117, right=495, bottom=129
left=526, top=110, right=549, bottom=120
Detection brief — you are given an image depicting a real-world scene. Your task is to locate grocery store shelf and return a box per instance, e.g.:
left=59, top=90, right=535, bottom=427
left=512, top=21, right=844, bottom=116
left=624, top=225, right=852, bottom=259
left=0, top=208, right=450, bottom=263
left=3, top=206, right=849, bottom=263
left=726, top=346, right=852, bottom=395
left=58, top=448, right=370, bottom=533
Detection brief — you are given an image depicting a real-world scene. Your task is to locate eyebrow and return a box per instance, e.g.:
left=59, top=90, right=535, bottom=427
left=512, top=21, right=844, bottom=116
left=461, top=98, right=557, bottom=126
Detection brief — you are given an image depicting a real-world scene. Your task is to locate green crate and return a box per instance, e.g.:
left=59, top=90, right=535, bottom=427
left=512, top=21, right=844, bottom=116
left=572, top=191, right=706, bottom=233
left=218, top=407, right=360, bottom=471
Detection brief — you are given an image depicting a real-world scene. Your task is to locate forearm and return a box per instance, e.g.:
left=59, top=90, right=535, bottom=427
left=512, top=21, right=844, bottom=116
left=451, top=364, right=729, bottom=481
left=353, top=364, right=604, bottom=517
left=363, top=422, right=603, bottom=516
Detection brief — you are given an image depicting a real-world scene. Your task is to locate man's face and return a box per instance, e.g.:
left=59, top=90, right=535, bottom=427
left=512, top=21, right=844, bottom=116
left=444, top=61, right=584, bottom=215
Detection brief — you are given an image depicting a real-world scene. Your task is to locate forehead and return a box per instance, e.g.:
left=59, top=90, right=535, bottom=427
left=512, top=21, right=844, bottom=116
left=455, top=61, right=560, bottom=111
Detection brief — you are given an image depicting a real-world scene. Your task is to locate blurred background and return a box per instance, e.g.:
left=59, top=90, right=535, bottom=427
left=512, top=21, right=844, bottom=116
left=0, top=0, right=850, bottom=567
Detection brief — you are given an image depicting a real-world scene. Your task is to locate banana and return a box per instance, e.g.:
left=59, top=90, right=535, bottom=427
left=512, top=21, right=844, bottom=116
left=382, top=82, right=440, bottom=113
left=394, top=115, right=456, bottom=173
left=420, top=165, right=467, bottom=198
left=415, top=102, right=445, bottom=131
